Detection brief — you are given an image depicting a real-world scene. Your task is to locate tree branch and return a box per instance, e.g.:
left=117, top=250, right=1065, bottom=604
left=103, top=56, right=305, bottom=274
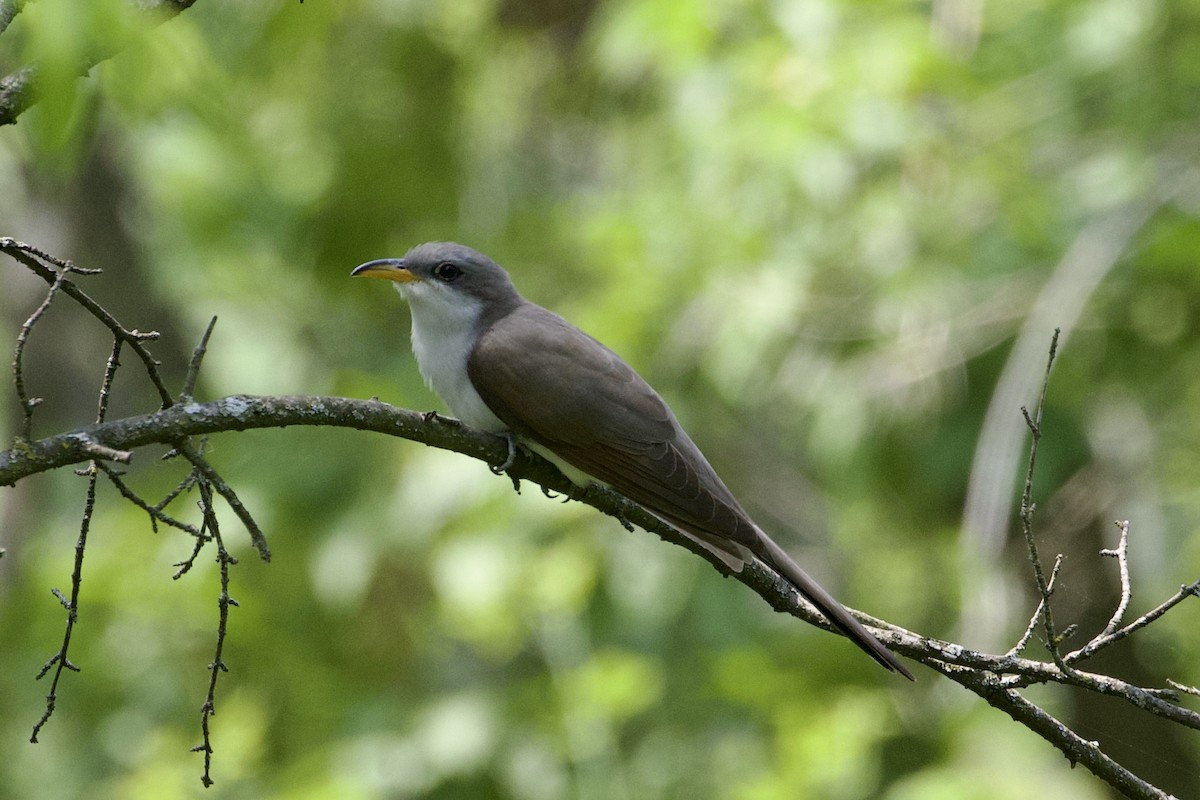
left=934, top=662, right=1178, bottom=800
left=0, top=392, right=912, bottom=649
left=5, top=392, right=1200, bottom=732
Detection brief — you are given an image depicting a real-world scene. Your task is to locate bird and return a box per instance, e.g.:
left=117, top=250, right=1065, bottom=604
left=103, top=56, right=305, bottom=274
left=352, top=242, right=912, bottom=679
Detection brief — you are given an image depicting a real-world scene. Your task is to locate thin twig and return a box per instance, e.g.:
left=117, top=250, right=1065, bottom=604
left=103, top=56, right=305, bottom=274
left=1006, top=553, right=1065, bottom=658
left=172, top=519, right=212, bottom=579
left=1017, top=328, right=1072, bottom=670
left=189, top=482, right=237, bottom=788
left=1066, top=577, right=1200, bottom=665
left=29, top=464, right=93, bottom=742
left=95, top=461, right=204, bottom=538
left=11, top=270, right=68, bottom=441
left=30, top=336, right=124, bottom=742
left=180, top=316, right=218, bottom=403
left=1167, top=680, right=1200, bottom=698
left=175, top=439, right=271, bottom=562
left=1, top=240, right=174, bottom=407
left=153, top=467, right=203, bottom=520
left=1099, top=520, right=1132, bottom=637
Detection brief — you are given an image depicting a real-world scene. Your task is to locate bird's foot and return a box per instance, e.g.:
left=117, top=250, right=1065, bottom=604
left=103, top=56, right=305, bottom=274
left=490, top=431, right=519, bottom=474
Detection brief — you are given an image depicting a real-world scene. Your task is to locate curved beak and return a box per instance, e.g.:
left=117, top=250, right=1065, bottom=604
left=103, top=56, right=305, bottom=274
left=351, top=258, right=416, bottom=282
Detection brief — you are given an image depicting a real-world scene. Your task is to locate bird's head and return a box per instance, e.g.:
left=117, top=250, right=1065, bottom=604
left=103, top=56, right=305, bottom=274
left=352, top=242, right=522, bottom=324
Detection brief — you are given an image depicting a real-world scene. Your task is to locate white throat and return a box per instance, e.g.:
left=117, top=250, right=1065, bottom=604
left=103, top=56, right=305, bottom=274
left=398, top=282, right=507, bottom=432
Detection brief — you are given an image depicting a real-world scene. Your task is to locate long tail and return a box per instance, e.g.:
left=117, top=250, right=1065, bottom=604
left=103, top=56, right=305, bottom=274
left=755, top=533, right=914, bottom=680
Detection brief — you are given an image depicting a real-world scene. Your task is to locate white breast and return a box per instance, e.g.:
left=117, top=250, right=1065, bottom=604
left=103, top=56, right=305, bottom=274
left=399, top=282, right=508, bottom=432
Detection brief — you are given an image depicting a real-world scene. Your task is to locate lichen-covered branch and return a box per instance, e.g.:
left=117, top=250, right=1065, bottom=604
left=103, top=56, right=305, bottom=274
left=935, top=662, right=1177, bottom=800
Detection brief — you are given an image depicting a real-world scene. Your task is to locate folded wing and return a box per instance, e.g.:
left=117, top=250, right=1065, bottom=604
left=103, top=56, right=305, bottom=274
left=467, top=302, right=911, bottom=678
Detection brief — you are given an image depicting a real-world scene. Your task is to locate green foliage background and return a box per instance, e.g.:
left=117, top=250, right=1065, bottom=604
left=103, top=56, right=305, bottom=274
left=2, top=0, right=1199, bottom=797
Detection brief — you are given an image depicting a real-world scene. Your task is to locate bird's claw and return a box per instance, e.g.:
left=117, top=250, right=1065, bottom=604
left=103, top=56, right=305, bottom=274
left=490, top=431, right=519, bottom=474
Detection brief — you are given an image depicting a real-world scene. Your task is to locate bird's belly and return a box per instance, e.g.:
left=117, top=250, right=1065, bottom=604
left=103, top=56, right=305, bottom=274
left=423, top=362, right=507, bottom=432
left=410, top=317, right=507, bottom=432
left=523, top=441, right=606, bottom=489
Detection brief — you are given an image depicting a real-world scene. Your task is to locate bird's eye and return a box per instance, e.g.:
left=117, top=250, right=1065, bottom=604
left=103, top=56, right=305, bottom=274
left=432, top=262, right=462, bottom=282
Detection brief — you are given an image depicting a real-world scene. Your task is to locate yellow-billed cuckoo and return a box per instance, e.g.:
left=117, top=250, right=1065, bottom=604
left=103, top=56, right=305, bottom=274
left=352, top=242, right=911, bottom=679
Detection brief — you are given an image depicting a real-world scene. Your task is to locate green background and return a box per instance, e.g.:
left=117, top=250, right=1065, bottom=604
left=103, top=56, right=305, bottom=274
left=2, top=0, right=1199, bottom=797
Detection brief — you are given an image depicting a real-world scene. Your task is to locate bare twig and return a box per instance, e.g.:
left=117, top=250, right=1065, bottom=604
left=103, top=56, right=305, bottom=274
left=95, top=461, right=204, bottom=538
left=172, top=522, right=212, bottom=579
left=996, top=657, right=1200, bottom=730
left=30, top=336, right=124, bottom=742
left=0, top=239, right=100, bottom=274
left=154, top=466, right=203, bottom=520
left=1168, top=680, right=1200, bottom=698
left=180, top=316, right=218, bottom=403
left=1016, top=328, right=1073, bottom=671
left=28, top=472, right=91, bottom=742
left=174, top=439, right=270, bottom=562
left=189, top=482, right=237, bottom=788
left=1066, top=576, right=1200, bottom=665
left=1099, top=520, right=1133, bottom=637
left=1, top=240, right=174, bottom=407
left=1006, top=553, right=1064, bottom=659
left=11, top=269, right=68, bottom=441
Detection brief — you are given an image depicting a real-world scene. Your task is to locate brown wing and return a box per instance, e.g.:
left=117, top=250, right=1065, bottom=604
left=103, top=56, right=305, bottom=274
left=468, top=303, right=912, bottom=678
left=467, top=303, right=759, bottom=553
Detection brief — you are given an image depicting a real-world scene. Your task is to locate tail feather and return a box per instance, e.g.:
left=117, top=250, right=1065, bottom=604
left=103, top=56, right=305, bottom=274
left=755, top=533, right=914, bottom=680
